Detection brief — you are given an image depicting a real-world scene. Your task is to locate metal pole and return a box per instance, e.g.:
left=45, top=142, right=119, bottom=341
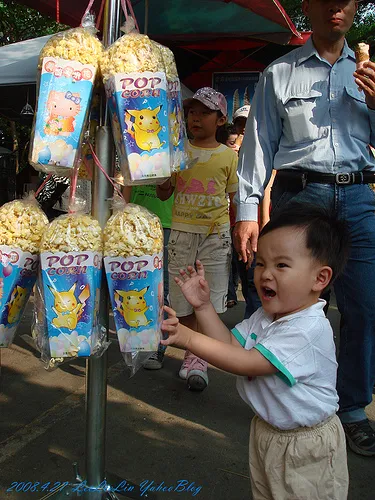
left=85, top=0, right=120, bottom=489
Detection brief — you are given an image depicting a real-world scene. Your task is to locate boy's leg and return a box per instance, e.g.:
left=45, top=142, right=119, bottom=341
left=197, top=231, right=232, bottom=314
left=143, top=227, right=170, bottom=370
left=177, top=313, right=208, bottom=391
left=250, top=415, right=348, bottom=500
left=167, top=231, right=208, bottom=391
left=249, top=416, right=272, bottom=500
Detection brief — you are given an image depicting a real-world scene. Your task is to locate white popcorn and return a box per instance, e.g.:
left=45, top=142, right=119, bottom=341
left=40, top=213, right=102, bottom=253
left=0, top=199, right=48, bottom=254
left=39, top=28, right=103, bottom=69
left=101, top=32, right=165, bottom=83
left=103, top=204, right=163, bottom=257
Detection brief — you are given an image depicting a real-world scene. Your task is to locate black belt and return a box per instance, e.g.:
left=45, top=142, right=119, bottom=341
left=277, top=169, right=375, bottom=186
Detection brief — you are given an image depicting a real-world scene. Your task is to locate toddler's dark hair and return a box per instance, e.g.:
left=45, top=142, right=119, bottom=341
left=217, top=124, right=236, bottom=144
left=260, top=203, right=351, bottom=284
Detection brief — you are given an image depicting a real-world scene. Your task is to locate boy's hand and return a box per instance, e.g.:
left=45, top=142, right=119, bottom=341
left=161, top=306, right=191, bottom=349
left=174, top=260, right=210, bottom=311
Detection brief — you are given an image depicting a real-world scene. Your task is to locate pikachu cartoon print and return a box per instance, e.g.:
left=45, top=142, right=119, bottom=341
left=169, top=107, right=180, bottom=148
left=125, top=106, right=165, bottom=152
left=114, top=287, right=152, bottom=328
left=49, top=282, right=85, bottom=330
left=7, top=285, right=28, bottom=324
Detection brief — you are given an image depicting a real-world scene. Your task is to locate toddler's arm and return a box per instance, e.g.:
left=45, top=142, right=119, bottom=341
left=162, top=306, right=278, bottom=378
left=175, top=260, right=236, bottom=345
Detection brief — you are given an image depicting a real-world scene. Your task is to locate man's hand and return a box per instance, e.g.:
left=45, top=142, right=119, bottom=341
left=174, top=260, right=210, bottom=311
left=161, top=306, right=191, bottom=349
left=233, top=221, right=259, bottom=264
left=354, top=61, right=375, bottom=110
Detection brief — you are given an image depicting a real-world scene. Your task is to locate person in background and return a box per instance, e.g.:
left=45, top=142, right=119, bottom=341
left=157, top=87, right=238, bottom=391
left=223, top=124, right=240, bottom=153
left=232, top=105, right=265, bottom=319
left=162, top=204, right=350, bottom=500
left=123, top=184, right=174, bottom=370
left=217, top=125, right=240, bottom=308
left=234, top=0, right=375, bottom=456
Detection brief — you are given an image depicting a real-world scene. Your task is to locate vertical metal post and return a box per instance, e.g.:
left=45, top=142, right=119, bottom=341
left=85, top=0, right=121, bottom=489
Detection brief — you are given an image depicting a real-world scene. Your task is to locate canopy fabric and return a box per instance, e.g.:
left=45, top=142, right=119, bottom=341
left=0, top=35, right=52, bottom=86
left=14, top=0, right=301, bottom=44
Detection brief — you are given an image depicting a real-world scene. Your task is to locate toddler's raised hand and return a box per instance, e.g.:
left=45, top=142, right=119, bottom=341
left=161, top=306, right=189, bottom=349
left=174, top=260, right=210, bottom=311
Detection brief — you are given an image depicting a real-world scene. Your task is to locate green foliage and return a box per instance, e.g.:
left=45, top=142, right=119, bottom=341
left=0, top=0, right=67, bottom=46
left=0, top=1, right=67, bottom=167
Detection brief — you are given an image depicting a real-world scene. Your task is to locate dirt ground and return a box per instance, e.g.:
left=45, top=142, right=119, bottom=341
left=1, top=298, right=375, bottom=500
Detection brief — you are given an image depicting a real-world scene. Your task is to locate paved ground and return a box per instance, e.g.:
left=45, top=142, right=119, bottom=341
left=0, top=298, right=375, bottom=500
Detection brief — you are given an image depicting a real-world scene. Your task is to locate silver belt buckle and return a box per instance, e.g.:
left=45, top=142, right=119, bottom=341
left=335, top=173, right=354, bottom=185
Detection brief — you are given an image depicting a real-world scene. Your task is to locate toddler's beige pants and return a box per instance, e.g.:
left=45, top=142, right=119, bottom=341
left=249, top=414, right=348, bottom=500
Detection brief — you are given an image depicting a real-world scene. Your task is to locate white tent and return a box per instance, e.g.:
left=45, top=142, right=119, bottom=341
left=0, top=35, right=194, bottom=98
left=0, top=35, right=52, bottom=86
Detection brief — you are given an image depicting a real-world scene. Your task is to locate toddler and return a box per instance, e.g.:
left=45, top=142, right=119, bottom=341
left=161, top=203, right=350, bottom=499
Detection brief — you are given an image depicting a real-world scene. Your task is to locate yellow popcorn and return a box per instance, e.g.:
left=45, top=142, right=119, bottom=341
left=40, top=213, right=102, bottom=253
left=39, top=28, right=103, bottom=69
left=0, top=199, right=48, bottom=254
left=103, top=204, right=163, bottom=257
left=101, top=32, right=165, bottom=83
left=153, top=42, right=178, bottom=80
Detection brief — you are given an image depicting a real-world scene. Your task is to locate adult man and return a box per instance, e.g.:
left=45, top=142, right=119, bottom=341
left=234, top=0, right=375, bottom=456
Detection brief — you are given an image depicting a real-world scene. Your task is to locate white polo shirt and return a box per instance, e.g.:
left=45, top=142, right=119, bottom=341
left=232, top=300, right=339, bottom=430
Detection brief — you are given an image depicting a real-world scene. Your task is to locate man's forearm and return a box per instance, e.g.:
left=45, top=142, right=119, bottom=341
left=194, top=302, right=232, bottom=344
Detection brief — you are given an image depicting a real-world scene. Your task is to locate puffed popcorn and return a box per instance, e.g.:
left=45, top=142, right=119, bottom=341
left=153, top=42, right=178, bottom=80
left=103, top=204, right=163, bottom=257
left=101, top=32, right=165, bottom=82
left=39, top=28, right=103, bottom=69
left=40, top=213, right=102, bottom=253
left=0, top=199, right=48, bottom=254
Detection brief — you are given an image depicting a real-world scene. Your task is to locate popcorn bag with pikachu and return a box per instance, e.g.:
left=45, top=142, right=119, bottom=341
left=39, top=207, right=102, bottom=358
left=103, top=202, right=163, bottom=358
left=29, top=13, right=103, bottom=175
left=102, top=19, right=171, bottom=185
left=154, top=42, right=189, bottom=173
left=0, top=196, right=48, bottom=347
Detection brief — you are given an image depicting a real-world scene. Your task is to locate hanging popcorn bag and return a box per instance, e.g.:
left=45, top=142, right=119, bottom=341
left=0, top=197, right=48, bottom=347
left=103, top=202, right=163, bottom=356
left=29, top=14, right=103, bottom=175
left=39, top=189, right=103, bottom=358
left=102, top=19, right=171, bottom=185
left=154, top=42, right=189, bottom=173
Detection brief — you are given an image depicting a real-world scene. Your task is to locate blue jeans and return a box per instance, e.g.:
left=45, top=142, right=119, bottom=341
left=271, top=178, right=375, bottom=423
left=163, top=228, right=171, bottom=306
left=237, top=258, right=261, bottom=320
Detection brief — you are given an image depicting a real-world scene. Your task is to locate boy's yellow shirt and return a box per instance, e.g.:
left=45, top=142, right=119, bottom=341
left=171, top=142, right=238, bottom=234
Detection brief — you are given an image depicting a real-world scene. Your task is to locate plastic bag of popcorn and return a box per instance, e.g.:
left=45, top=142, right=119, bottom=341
left=0, top=196, right=48, bottom=347
left=103, top=200, right=163, bottom=373
left=38, top=209, right=103, bottom=358
left=102, top=19, right=171, bottom=185
left=153, top=42, right=189, bottom=173
left=29, top=13, right=103, bottom=176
